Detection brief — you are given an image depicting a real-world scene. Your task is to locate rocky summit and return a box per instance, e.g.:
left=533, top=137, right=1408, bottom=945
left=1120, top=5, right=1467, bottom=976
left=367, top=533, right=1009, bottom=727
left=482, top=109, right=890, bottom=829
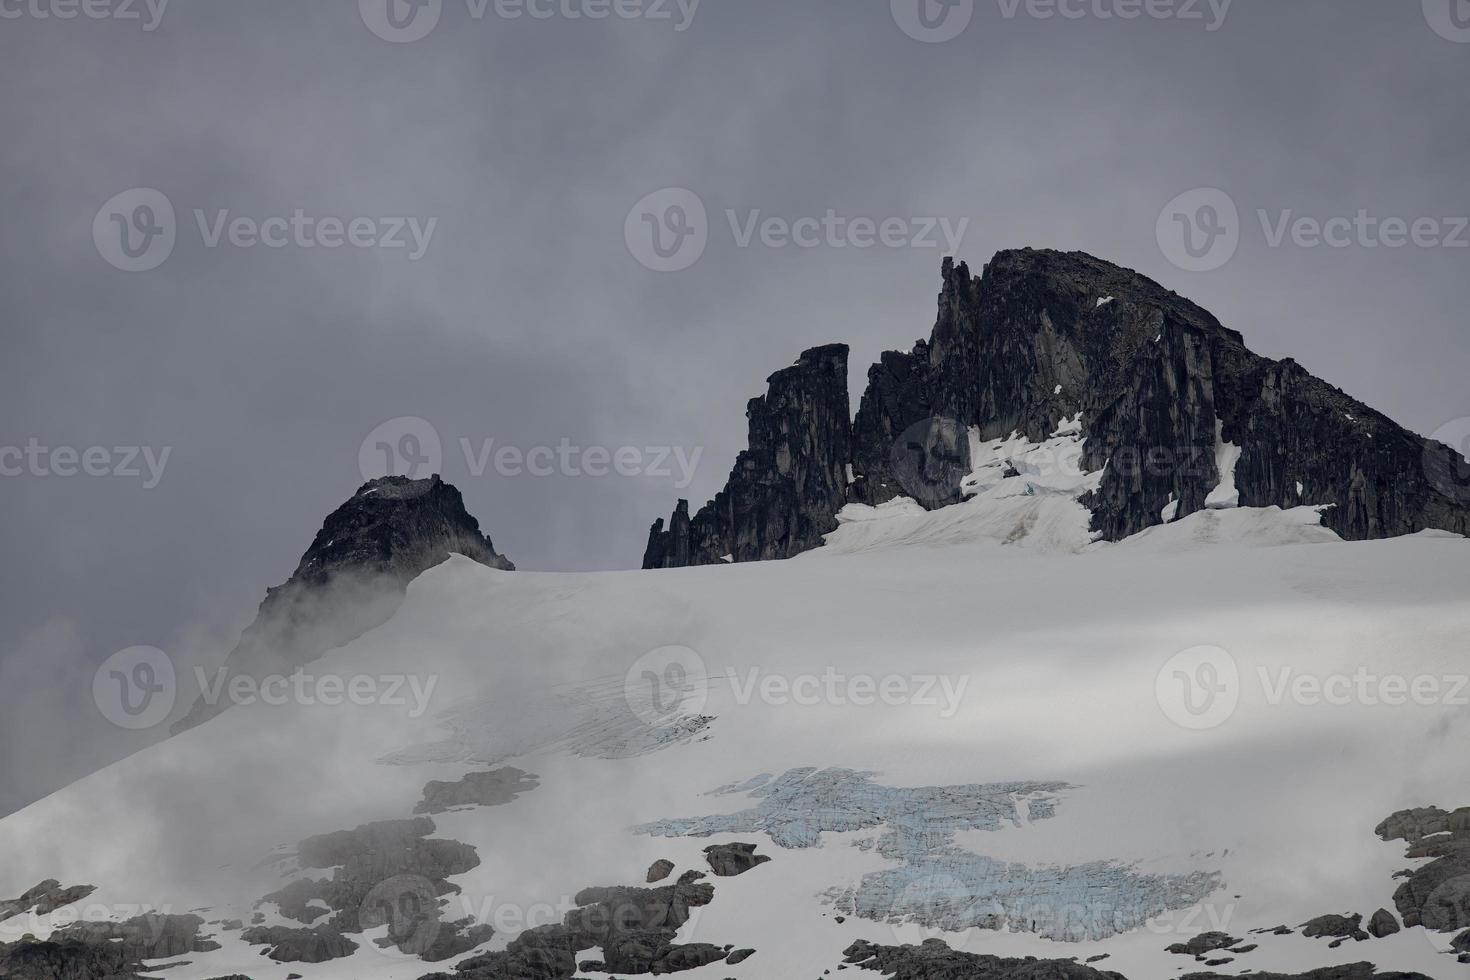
left=644, top=249, right=1470, bottom=568
left=172, top=475, right=512, bottom=732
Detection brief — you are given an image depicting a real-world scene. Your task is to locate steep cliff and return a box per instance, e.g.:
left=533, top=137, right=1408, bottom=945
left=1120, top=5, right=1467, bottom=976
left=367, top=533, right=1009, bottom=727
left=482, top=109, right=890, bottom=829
left=643, top=249, right=1470, bottom=568
left=643, top=344, right=852, bottom=568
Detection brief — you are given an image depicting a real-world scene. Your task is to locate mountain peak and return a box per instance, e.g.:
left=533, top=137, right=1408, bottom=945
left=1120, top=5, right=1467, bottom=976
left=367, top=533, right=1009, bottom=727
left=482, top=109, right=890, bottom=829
left=644, top=250, right=1470, bottom=568
left=172, top=475, right=511, bottom=733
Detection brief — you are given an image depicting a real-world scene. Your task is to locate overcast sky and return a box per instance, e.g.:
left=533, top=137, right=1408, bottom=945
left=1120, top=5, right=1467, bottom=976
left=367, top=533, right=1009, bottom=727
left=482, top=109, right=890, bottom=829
left=1, top=0, right=1467, bottom=816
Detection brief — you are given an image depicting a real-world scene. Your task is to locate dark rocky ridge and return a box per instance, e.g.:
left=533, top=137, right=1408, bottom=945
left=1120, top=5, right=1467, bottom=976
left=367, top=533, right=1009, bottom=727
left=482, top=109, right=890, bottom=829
left=644, top=249, right=1470, bottom=568
left=644, top=343, right=853, bottom=568
left=1376, top=804, right=1470, bottom=933
left=174, top=475, right=512, bottom=732
left=840, top=939, right=1433, bottom=980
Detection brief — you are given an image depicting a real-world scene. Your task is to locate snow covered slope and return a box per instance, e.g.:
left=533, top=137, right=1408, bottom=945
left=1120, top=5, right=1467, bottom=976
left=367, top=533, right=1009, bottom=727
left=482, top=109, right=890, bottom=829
left=2, top=503, right=1469, bottom=979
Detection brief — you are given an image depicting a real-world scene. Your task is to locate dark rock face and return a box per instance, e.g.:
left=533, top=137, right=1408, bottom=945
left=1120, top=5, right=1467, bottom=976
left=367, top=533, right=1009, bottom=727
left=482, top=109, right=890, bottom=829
left=1301, top=913, right=1369, bottom=944
left=643, top=344, right=853, bottom=568
left=0, top=879, right=95, bottom=923
left=0, top=937, right=143, bottom=980
left=645, top=859, right=675, bottom=883
left=174, top=474, right=512, bottom=732
left=1183, top=967, right=1432, bottom=980
left=702, top=842, right=771, bottom=877
left=414, top=768, right=540, bottom=814
left=0, top=914, right=222, bottom=980
left=50, top=913, right=221, bottom=960
left=1377, top=805, right=1470, bottom=932
left=254, top=816, right=489, bottom=962
left=421, top=873, right=730, bottom=979
left=643, top=250, right=1470, bottom=567
left=1166, top=931, right=1248, bottom=959
left=239, top=924, right=359, bottom=963
left=842, top=940, right=1432, bottom=980
left=1368, top=908, right=1400, bottom=938
left=841, top=937, right=1129, bottom=978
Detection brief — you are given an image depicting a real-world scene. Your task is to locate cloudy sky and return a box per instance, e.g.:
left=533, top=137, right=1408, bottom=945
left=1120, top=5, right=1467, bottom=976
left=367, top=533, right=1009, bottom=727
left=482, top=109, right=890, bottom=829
left=1, top=0, right=1467, bottom=815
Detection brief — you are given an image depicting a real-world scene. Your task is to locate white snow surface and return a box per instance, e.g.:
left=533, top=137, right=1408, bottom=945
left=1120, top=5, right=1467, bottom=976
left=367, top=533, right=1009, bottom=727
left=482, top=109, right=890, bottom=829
left=2, top=500, right=1469, bottom=978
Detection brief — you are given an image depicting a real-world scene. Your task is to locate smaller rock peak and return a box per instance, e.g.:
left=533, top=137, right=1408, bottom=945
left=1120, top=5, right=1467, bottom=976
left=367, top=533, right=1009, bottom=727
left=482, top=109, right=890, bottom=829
left=354, top=473, right=444, bottom=500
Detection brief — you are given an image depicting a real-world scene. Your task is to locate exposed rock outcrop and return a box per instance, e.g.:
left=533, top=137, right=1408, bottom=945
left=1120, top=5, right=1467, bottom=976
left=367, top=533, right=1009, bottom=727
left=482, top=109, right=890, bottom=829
left=0, top=880, right=95, bottom=924
left=1377, top=805, right=1470, bottom=932
left=418, top=873, right=730, bottom=979
left=841, top=937, right=1129, bottom=979
left=703, top=842, right=771, bottom=877
left=842, top=939, right=1432, bottom=980
left=0, top=914, right=222, bottom=980
left=255, top=816, right=490, bottom=962
left=643, top=344, right=852, bottom=568
left=643, top=250, right=1470, bottom=567
left=414, top=768, right=540, bottom=814
left=174, top=474, right=512, bottom=732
